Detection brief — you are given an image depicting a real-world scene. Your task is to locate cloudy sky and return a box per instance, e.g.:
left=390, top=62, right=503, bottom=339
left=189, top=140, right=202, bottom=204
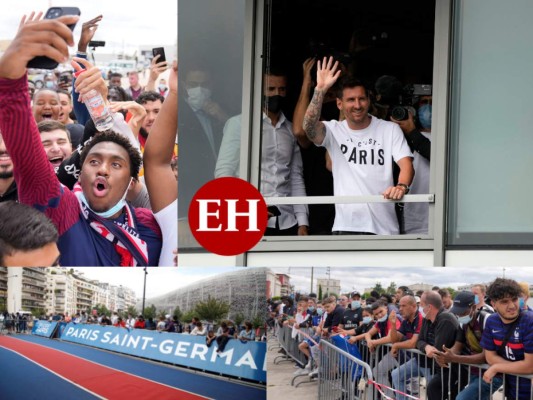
left=66, top=267, right=245, bottom=300
left=0, top=1, right=177, bottom=54
left=270, top=267, right=533, bottom=295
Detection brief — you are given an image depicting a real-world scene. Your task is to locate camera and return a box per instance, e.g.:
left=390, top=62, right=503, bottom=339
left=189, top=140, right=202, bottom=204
left=390, top=84, right=432, bottom=121
left=89, top=41, right=106, bottom=48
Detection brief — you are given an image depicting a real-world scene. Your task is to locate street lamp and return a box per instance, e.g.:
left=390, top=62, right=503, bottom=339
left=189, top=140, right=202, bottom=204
left=142, top=267, right=148, bottom=316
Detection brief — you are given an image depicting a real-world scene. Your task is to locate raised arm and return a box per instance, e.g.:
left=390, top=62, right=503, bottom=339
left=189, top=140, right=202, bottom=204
left=292, top=57, right=316, bottom=149
left=302, top=56, right=341, bottom=145
left=0, top=14, right=80, bottom=233
left=143, top=61, right=178, bottom=212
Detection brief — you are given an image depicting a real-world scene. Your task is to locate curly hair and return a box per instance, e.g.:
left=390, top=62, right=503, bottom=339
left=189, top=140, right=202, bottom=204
left=80, top=130, right=142, bottom=180
left=487, top=278, right=522, bottom=301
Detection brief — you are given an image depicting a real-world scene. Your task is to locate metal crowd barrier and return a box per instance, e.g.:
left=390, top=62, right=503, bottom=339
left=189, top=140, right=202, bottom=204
left=273, top=324, right=309, bottom=367
left=369, top=344, right=533, bottom=400
left=318, top=338, right=374, bottom=400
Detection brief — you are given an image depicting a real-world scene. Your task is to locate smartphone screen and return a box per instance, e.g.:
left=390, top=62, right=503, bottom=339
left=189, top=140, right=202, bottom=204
left=27, top=7, right=81, bottom=70
left=152, top=47, right=167, bottom=64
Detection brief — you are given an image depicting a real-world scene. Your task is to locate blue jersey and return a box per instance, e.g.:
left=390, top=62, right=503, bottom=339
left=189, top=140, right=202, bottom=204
left=480, top=311, right=533, bottom=399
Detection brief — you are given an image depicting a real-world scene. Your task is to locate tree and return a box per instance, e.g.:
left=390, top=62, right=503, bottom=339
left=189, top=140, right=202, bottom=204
left=173, top=306, right=183, bottom=320
left=234, top=312, right=246, bottom=327
left=126, top=305, right=138, bottom=317
left=93, top=304, right=110, bottom=316
left=181, top=309, right=195, bottom=323
left=373, top=283, right=384, bottom=294
left=318, top=284, right=323, bottom=300
left=143, top=304, right=157, bottom=320
left=387, top=282, right=397, bottom=294
left=446, top=287, right=456, bottom=298
left=194, top=295, right=230, bottom=322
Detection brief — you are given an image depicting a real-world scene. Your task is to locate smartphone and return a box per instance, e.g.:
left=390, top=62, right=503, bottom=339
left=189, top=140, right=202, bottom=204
left=267, top=205, right=281, bottom=217
left=27, top=7, right=81, bottom=70
left=152, top=47, right=167, bottom=64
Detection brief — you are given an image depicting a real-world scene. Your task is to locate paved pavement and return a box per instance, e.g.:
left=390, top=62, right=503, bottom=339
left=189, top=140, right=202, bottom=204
left=267, top=334, right=318, bottom=400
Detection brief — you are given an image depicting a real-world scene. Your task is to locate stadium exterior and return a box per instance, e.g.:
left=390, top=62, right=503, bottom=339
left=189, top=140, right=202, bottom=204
left=144, top=268, right=267, bottom=322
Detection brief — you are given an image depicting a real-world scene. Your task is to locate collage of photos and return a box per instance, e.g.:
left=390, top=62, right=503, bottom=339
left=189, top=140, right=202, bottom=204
left=2, top=0, right=533, bottom=400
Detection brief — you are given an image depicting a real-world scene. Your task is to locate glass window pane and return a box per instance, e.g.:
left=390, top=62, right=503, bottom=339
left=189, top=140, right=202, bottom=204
left=260, top=0, right=435, bottom=237
left=178, top=0, right=246, bottom=248
left=448, top=0, right=533, bottom=246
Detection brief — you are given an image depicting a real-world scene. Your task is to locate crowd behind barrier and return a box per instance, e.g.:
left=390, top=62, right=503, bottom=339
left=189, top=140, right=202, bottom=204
left=271, top=325, right=533, bottom=400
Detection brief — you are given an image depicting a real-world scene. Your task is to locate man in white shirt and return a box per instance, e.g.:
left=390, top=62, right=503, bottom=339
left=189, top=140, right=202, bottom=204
left=262, top=68, right=308, bottom=235
left=303, top=57, right=414, bottom=235
left=216, top=69, right=309, bottom=235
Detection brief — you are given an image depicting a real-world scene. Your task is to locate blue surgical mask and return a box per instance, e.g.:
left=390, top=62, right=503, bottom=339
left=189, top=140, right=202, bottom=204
left=362, top=316, right=372, bottom=325
left=45, top=81, right=56, bottom=89
left=308, top=306, right=315, bottom=313
left=79, top=178, right=132, bottom=218
left=418, top=104, right=432, bottom=130
left=316, top=308, right=324, bottom=316
left=474, top=295, right=480, bottom=305
left=457, top=315, right=472, bottom=326
left=377, top=315, right=388, bottom=323
left=519, top=298, right=525, bottom=310
left=351, top=301, right=361, bottom=310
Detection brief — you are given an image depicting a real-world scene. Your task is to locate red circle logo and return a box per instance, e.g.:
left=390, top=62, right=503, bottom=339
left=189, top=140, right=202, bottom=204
left=188, top=178, right=268, bottom=256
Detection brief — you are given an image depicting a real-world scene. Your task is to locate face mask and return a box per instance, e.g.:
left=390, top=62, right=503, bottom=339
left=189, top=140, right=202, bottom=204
left=308, top=306, right=315, bottom=313
left=419, top=307, right=426, bottom=318
left=519, top=298, right=525, bottom=309
left=264, top=95, right=284, bottom=114
left=316, top=308, right=324, bottom=316
left=418, top=104, right=432, bottom=130
left=45, top=81, right=55, bottom=89
left=474, top=295, right=480, bottom=305
left=158, top=84, right=167, bottom=91
left=187, top=86, right=211, bottom=111
left=457, top=314, right=472, bottom=326
left=321, top=101, right=340, bottom=121
left=79, top=178, right=132, bottom=218
left=351, top=301, right=361, bottom=310
left=362, top=316, right=372, bottom=325
left=377, top=315, right=388, bottom=323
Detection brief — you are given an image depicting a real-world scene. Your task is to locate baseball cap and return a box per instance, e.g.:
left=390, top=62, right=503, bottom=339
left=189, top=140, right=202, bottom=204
left=450, top=291, right=475, bottom=315
left=351, top=291, right=361, bottom=298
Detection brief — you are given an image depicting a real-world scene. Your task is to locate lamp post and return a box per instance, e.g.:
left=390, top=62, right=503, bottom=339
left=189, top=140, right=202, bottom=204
left=142, top=267, right=148, bottom=316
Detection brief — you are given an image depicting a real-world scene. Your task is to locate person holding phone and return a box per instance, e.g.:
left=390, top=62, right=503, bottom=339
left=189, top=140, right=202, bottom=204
left=0, top=13, right=162, bottom=266
left=145, top=51, right=168, bottom=94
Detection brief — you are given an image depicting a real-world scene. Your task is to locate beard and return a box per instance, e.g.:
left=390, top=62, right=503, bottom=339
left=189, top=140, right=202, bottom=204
left=0, top=170, right=13, bottom=179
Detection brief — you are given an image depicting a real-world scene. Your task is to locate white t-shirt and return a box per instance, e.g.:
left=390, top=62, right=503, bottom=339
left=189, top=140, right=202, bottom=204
left=321, top=116, right=413, bottom=234
left=404, top=131, right=431, bottom=234
left=154, top=199, right=177, bottom=266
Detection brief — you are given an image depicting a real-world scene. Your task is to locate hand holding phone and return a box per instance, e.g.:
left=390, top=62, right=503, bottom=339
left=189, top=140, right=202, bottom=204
left=27, top=7, right=81, bottom=70
left=0, top=11, right=79, bottom=80
left=152, top=47, right=167, bottom=64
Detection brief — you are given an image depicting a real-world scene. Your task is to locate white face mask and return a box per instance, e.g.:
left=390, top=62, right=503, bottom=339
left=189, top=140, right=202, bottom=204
left=187, top=86, right=211, bottom=111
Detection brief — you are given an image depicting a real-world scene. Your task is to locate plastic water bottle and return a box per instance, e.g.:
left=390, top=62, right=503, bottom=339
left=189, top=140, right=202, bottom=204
left=74, top=70, right=114, bottom=131
left=83, top=88, right=114, bottom=131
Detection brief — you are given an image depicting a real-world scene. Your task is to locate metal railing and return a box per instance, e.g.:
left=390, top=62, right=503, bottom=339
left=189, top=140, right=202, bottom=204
left=318, top=338, right=374, bottom=400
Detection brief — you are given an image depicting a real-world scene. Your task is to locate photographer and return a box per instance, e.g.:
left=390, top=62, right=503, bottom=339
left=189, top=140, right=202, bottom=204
left=374, top=75, right=432, bottom=234
left=391, top=90, right=432, bottom=235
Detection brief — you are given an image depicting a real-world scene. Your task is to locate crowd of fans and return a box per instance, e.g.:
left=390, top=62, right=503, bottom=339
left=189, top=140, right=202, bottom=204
left=269, top=278, right=533, bottom=400
left=0, top=12, right=177, bottom=266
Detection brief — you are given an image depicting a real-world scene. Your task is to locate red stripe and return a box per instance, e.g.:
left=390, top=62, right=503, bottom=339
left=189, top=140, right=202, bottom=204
left=493, top=339, right=524, bottom=350
left=0, top=336, right=209, bottom=400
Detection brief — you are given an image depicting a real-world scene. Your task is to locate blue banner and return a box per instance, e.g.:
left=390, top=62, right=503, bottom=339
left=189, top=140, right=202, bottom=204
left=60, top=323, right=266, bottom=382
left=31, top=320, right=59, bottom=338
